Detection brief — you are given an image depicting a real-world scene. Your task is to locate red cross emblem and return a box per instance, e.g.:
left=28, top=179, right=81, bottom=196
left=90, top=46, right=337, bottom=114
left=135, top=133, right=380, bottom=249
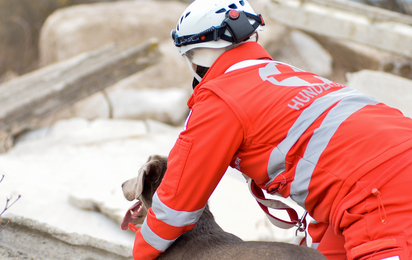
left=259, top=63, right=330, bottom=86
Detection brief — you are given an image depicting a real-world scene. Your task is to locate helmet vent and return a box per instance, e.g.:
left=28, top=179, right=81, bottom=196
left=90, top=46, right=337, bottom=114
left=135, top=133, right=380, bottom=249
left=228, top=3, right=238, bottom=9
left=239, top=0, right=245, bottom=6
left=215, top=8, right=226, bottom=13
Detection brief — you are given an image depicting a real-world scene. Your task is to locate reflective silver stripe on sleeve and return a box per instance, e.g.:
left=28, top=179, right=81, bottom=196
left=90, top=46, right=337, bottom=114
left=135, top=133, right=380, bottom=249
left=140, top=193, right=206, bottom=252
left=290, top=94, right=379, bottom=207
left=140, top=217, right=176, bottom=252
left=311, top=242, right=320, bottom=250
left=267, top=87, right=362, bottom=185
left=152, top=192, right=205, bottom=227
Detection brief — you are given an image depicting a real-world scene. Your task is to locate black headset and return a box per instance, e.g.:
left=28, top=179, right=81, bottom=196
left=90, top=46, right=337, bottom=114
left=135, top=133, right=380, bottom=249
left=171, top=9, right=265, bottom=47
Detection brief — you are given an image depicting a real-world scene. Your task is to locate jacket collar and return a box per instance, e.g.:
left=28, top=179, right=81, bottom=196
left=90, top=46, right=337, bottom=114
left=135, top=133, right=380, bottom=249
left=187, top=42, right=272, bottom=108
left=198, top=42, right=272, bottom=87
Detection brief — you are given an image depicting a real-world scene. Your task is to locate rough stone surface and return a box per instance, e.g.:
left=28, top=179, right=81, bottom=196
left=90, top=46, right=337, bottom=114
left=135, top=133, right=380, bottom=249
left=108, top=40, right=194, bottom=91
left=313, top=34, right=412, bottom=83
left=26, top=40, right=192, bottom=130
left=267, top=0, right=412, bottom=59
left=39, top=1, right=188, bottom=66
left=51, top=87, right=190, bottom=126
left=0, top=0, right=119, bottom=82
left=346, top=69, right=412, bottom=118
left=0, top=39, right=161, bottom=153
left=0, top=216, right=133, bottom=260
left=272, top=30, right=333, bottom=78
left=248, top=0, right=291, bottom=58
left=35, top=1, right=193, bottom=128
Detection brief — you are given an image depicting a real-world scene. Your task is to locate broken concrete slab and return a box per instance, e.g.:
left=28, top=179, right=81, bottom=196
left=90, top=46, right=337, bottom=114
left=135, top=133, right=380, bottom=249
left=0, top=215, right=133, bottom=260
left=0, top=39, right=161, bottom=153
left=267, top=0, right=412, bottom=58
left=346, top=69, right=412, bottom=118
left=272, top=30, right=333, bottom=78
left=39, top=1, right=187, bottom=66
left=0, top=0, right=119, bottom=79
left=312, top=34, right=412, bottom=83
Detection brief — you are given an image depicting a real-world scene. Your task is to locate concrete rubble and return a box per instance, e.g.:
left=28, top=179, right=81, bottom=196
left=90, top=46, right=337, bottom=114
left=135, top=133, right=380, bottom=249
left=0, top=0, right=120, bottom=81
left=267, top=0, right=412, bottom=58
left=0, top=39, right=162, bottom=153
left=1, top=0, right=412, bottom=258
left=346, top=69, right=412, bottom=118
left=0, top=216, right=133, bottom=260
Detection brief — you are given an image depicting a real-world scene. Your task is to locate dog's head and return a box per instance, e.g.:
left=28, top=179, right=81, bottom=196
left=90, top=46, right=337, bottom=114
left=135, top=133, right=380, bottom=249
left=121, top=155, right=168, bottom=230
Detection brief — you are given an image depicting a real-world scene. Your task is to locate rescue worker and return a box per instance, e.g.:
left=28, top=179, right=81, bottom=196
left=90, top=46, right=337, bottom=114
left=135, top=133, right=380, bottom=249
left=129, top=0, right=412, bottom=259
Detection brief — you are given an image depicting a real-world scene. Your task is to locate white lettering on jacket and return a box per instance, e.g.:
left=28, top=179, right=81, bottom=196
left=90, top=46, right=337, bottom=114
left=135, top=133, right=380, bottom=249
left=287, top=82, right=345, bottom=111
left=257, top=62, right=345, bottom=111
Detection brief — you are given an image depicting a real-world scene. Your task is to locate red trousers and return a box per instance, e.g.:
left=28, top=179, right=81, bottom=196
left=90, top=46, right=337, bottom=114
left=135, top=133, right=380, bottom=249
left=309, top=148, right=412, bottom=260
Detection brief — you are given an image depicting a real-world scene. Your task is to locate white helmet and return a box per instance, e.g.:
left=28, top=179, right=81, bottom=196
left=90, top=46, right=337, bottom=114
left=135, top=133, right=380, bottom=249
left=171, top=0, right=265, bottom=66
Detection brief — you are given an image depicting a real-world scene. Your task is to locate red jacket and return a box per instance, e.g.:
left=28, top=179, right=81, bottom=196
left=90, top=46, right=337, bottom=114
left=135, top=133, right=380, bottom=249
left=132, top=42, right=412, bottom=259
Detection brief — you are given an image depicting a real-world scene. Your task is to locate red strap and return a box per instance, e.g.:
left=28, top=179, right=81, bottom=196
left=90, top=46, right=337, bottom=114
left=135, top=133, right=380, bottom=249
left=248, top=179, right=307, bottom=231
left=250, top=181, right=299, bottom=222
left=128, top=222, right=140, bottom=233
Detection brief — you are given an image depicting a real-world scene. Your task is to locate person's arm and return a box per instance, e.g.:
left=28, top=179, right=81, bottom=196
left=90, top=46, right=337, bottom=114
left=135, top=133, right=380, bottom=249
left=132, top=88, right=244, bottom=260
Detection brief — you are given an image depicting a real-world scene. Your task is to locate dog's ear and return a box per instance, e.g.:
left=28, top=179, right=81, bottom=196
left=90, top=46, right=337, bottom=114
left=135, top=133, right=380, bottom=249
left=134, top=165, right=147, bottom=200
left=122, top=155, right=168, bottom=202
left=137, top=156, right=165, bottom=197
left=143, top=156, right=167, bottom=187
left=122, top=166, right=148, bottom=201
left=139, top=155, right=168, bottom=203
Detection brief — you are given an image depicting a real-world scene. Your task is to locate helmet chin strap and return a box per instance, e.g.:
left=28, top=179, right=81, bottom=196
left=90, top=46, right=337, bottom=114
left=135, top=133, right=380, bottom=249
left=182, top=33, right=259, bottom=85
left=184, top=55, right=203, bottom=83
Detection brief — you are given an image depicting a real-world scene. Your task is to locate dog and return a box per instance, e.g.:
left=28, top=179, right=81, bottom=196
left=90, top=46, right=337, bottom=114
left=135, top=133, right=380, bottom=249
left=122, top=155, right=327, bottom=260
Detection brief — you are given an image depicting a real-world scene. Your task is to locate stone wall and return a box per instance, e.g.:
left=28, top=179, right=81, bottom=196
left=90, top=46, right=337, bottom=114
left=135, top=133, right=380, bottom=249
left=0, top=0, right=124, bottom=83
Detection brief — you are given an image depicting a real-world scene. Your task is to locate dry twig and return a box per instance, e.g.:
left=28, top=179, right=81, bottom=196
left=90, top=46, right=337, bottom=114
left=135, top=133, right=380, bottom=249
left=0, top=175, right=21, bottom=232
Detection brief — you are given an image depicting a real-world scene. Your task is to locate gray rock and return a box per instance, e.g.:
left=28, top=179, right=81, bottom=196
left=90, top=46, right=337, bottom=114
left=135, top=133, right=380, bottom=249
left=0, top=215, right=133, bottom=259
left=273, top=30, right=333, bottom=78
left=0, top=0, right=118, bottom=82
left=346, top=69, right=412, bottom=118
left=0, top=40, right=161, bottom=153
left=313, top=35, right=412, bottom=83
left=39, top=1, right=187, bottom=66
